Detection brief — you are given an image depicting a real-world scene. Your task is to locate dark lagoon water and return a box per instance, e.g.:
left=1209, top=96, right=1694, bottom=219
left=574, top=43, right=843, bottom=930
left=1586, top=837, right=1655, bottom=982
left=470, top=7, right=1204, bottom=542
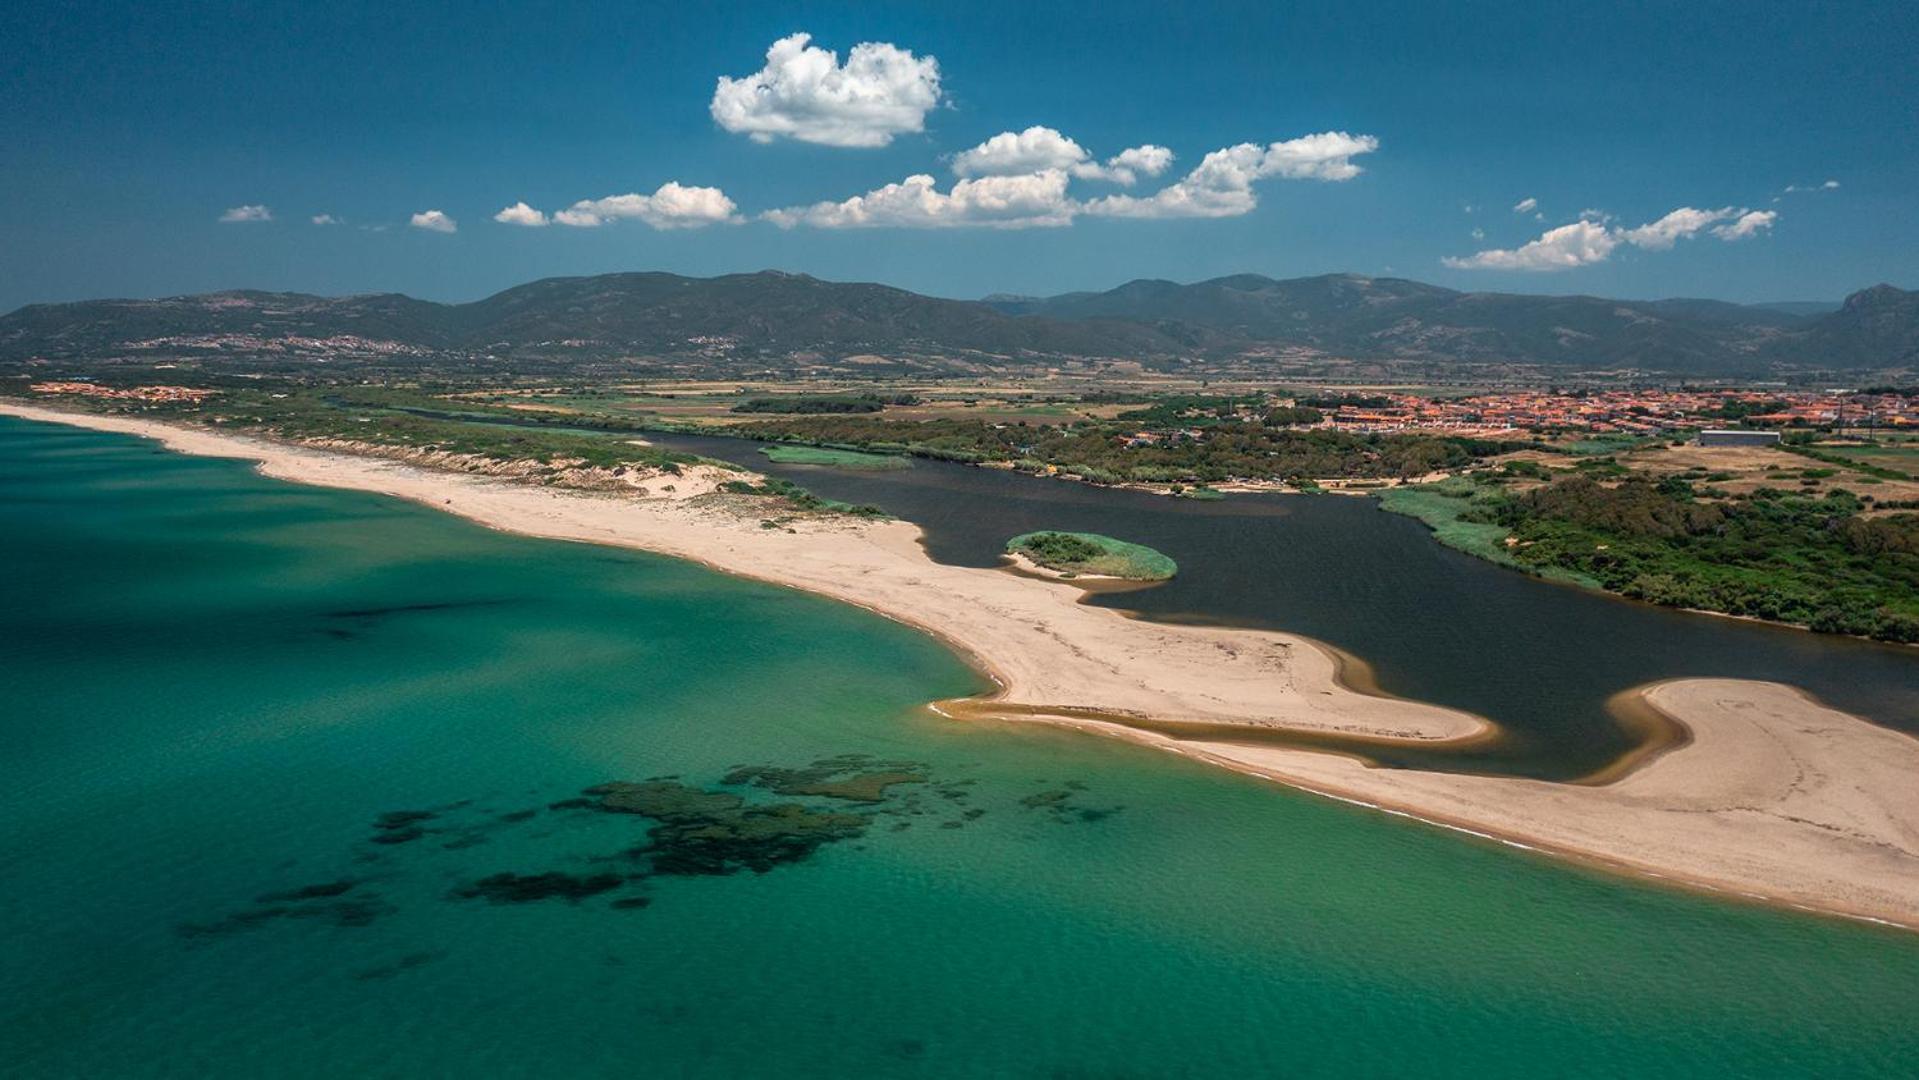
left=6, top=415, right=1919, bottom=1078
left=653, top=432, right=1919, bottom=780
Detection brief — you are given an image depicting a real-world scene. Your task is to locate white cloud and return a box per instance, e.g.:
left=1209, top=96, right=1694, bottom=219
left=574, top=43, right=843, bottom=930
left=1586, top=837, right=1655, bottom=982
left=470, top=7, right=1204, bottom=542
left=1712, top=209, right=1777, bottom=240
left=1446, top=204, right=1777, bottom=270
left=553, top=182, right=741, bottom=229
left=1618, top=206, right=1738, bottom=250
left=1781, top=179, right=1841, bottom=194
left=1258, top=131, right=1379, bottom=180
left=409, top=210, right=457, bottom=233
left=769, top=130, right=1371, bottom=229
left=950, top=128, right=1175, bottom=186
left=1079, top=143, right=1175, bottom=185
left=952, top=126, right=1089, bottom=177
left=1084, top=145, right=1266, bottom=219
left=493, top=201, right=550, bottom=227
left=219, top=204, right=272, bottom=223
left=1083, top=132, right=1378, bottom=220
left=951, top=129, right=1174, bottom=188
left=765, top=170, right=1076, bottom=229
left=711, top=32, right=941, bottom=148
left=1442, top=219, right=1619, bottom=271
left=1512, top=197, right=1537, bottom=214
left=1470, top=227, right=1485, bottom=241
left=310, top=213, right=340, bottom=226
left=1105, top=144, right=1173, bottom=181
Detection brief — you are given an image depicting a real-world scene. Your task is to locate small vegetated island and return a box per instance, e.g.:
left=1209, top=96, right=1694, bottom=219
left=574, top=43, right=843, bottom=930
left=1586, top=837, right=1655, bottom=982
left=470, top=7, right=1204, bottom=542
left=1005, top=531, right=1177, bottom=582
left=758, top=444, right=911, bottom=470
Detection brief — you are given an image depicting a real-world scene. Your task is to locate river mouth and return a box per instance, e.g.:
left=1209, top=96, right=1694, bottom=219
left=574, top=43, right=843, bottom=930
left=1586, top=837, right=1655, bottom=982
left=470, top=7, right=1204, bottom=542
left=644, top=429, right=1919, bottom=783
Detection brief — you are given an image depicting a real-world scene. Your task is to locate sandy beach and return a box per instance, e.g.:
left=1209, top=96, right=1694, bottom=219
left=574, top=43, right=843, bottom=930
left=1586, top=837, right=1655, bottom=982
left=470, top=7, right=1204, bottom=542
left=7, top=400, right=1918, bottom=929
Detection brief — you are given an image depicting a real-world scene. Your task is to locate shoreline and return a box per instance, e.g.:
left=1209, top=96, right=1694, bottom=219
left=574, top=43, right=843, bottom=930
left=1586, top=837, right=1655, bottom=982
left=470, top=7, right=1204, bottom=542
left=6, top=401, right=1917, bottom=931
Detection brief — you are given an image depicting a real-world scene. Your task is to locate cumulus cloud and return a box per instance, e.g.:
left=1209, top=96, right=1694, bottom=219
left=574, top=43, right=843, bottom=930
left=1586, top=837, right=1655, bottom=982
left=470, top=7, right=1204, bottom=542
left=553, top=182, right=741, bottom=229
left=952, top=126, right=1089, bottom=177
left=493, top=201, right=550, bottom=227
left=1102, top=144, right=1174, bottom=184
left=219, top=204, right=272, bottom=223
left=767, top=130, right=1371, bottom=229
left=1446, top=204, right=1776, bottom=270
left=951, top=129, right=1174, bottom=189
left=1781, top=179, right=1840, bottom=194
left=1712, top=209, right=1777, bottom=240
left=764, top=170, right=1075, bottom=229
left=711, top=32, right=941, bottom=147
left=1618, top=206, right=1738, bottom=250
left=409, top=210, right=457, bottom=233
left=1259, top=131, right=1379, bottom=180
left=1083, top=132, right=1378, bottom=220
left=1512, top=197, right=1537, bottom=214
left=1442, top=220, right=1619, bottom=271
left=310, top=213, right=339, bottom=226
left=950, top=127, right=1175, bottom=186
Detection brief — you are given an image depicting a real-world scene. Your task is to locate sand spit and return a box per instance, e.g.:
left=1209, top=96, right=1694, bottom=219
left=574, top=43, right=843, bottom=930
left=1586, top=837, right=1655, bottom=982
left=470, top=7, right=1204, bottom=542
left=1120, top=680, right=1919, bottom=929
left=7, top=402, right=1917, bottom=929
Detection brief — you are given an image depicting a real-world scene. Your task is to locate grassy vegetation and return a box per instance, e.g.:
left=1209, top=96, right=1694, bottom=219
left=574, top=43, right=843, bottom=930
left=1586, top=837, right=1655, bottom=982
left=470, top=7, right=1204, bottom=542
left=722, top=413, right=1529, bottom=486
left=1378, top=480, right=1599, bottom=587
left=1171, top=485, right=1225, bottom=500
left=730, top=393, right=919, bottom=414
left=1006, top=531, right=1177, bottom=581
left=759, top=444, right=911, bottom=470
left=718, top=477, right=889, bottom=519
left=1416, top=473, right=1919, bottom=641
left=1781, top=442, right=1918, bottom=481
left=9, top=382, right=900, bottom=520
left=55, top=385, right=703, bottom=473
left=1565, top=433, right=1667, bottom=456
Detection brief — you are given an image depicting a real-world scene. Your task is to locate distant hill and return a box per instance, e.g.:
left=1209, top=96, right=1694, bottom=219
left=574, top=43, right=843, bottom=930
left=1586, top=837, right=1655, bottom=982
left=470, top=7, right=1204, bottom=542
left=0, top=272, right=1199, bottom=365
left=1752, top=300, right=1843, bottom=318
left=987, top=273, right=1875, bottom=375
left=2, top=270, right=1912, bottom=376
left=1778, top=284, right=1919, bottom=370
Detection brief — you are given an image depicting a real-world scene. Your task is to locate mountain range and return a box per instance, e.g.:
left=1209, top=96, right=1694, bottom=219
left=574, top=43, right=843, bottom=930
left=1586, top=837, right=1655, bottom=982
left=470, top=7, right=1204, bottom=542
left=2, top=270, right=1913, bottom=377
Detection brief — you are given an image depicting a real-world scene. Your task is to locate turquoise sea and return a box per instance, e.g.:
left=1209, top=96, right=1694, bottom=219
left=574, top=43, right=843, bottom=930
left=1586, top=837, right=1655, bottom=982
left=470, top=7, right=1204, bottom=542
left=4, top=414, right=1918, bottom=1078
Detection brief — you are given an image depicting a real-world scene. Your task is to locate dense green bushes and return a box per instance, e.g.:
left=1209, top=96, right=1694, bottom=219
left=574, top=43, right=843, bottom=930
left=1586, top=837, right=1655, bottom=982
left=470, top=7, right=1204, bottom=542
left=1467, top=476, right=1919, bottom=641
left=730, top=394, right=919, bottom=414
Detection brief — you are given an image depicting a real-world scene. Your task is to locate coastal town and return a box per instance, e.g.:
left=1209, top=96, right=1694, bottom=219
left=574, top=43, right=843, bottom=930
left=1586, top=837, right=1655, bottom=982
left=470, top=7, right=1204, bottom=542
left=1297, top=387, right=1919, bottom=436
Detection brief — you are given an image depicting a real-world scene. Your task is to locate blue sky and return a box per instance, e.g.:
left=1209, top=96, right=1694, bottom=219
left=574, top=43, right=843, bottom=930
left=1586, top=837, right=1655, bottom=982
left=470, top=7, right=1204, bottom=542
left=4, top=0, right=1915, bottom=310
